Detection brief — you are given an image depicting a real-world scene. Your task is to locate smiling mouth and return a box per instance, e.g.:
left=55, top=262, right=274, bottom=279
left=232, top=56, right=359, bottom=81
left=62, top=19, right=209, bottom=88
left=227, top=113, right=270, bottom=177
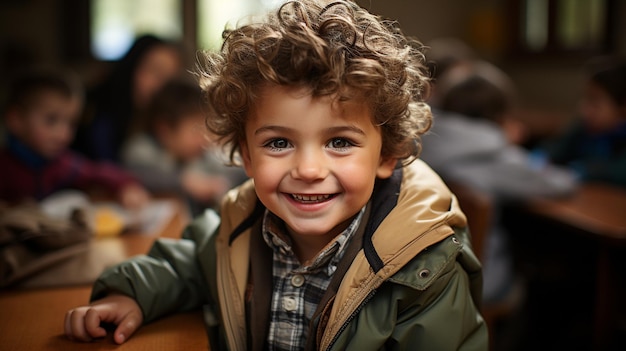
left=290, top=194, right=336, bottom=203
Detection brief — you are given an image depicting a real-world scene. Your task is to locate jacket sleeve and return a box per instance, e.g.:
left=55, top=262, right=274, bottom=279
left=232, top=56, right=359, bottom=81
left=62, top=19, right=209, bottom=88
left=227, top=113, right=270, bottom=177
left=90, top=210, right=220, bottom=323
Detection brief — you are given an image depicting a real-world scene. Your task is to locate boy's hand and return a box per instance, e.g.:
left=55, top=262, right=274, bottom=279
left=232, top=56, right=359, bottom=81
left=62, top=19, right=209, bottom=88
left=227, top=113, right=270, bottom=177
left=64, top=294, right=144, bottom=344
left=119, top=183, right=150, bottom=209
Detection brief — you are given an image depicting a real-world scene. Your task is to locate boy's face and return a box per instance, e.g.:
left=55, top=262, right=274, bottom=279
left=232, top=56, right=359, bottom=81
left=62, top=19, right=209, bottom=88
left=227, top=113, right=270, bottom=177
left=580, top=82, right=625, bottom=134
left=241, top=85, right=396, bottom=241
left=157, top=112, right=210, bottom=162
left=8, top=91, right=81, bottom=159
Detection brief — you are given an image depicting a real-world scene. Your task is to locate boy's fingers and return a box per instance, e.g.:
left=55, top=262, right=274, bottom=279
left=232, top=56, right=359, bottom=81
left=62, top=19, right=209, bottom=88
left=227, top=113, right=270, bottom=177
left=65, top=309, right=92, bottom=342
left=64, top=309, right=75, bottom=340
left=113, top=311, right=142, bottom=344
left=84, top=308, right=108, bottom=339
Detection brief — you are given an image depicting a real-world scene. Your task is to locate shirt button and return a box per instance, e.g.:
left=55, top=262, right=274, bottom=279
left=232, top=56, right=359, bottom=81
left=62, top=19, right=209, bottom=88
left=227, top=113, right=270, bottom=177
left=283, top=297, right=297, bottom=311
left=291, top=274, right=305, bottom=287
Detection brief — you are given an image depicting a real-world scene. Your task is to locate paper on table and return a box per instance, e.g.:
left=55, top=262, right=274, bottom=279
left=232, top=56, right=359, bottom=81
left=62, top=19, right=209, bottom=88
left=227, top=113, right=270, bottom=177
left=40, top=190, right=177, bottom=237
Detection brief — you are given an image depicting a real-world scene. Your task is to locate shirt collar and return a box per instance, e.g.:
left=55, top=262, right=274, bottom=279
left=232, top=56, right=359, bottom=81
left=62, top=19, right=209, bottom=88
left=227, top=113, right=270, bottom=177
left=262, top=207, right=365, bottom=275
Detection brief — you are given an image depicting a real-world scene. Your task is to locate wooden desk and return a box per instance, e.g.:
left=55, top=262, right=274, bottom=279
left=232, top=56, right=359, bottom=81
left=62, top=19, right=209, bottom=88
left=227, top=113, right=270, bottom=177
left=527, top=183, right=626, bottom=350
left=528, top=183, right=626, bottom=241
left=0, top=199, right=210, bottom=350
left=0, top=286, right=207, bottom=350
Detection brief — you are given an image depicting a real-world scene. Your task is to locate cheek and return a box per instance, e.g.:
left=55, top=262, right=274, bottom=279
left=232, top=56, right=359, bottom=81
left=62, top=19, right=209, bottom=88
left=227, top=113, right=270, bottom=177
left=248, top=158, right=279, bottom=184
left=134, top=71, right=165, bottom=106
left=246, top=156, right=288, bottom=195
left=336, top=159, right=378, bottom=196
left=250, top=171, right=282, bottom=207
left=189, top=131, right=208, bottom=149
left=182, top=137, right=207, bottom=158
left=31, top=124, right=51, bottom=143
left=178, top=143, right=200, bottom=159
left=586, top=104, right=616, bottom=125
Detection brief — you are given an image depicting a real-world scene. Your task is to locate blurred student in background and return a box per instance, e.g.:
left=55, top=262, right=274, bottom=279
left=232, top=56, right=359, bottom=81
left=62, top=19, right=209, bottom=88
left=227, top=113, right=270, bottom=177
left=420, top=57, right=578, bottom=304
left=425, top=37, right=477, bottom=106
left=121, top=78, right=247, bottom=215
left=72, top=35, right=186, bottom=162
left=0, top=67, right=149, bottom=208
left=542, top=56, right=626, bottom=188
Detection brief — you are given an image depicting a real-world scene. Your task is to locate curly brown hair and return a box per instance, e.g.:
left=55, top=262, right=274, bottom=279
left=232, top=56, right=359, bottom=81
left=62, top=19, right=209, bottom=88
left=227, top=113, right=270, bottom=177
left=197, top=0, right=432, bottom=165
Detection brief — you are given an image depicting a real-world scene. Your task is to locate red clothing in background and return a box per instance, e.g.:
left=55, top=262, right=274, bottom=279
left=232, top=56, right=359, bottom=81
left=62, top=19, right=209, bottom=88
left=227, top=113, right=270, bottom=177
left=0, top=145, right=138, bottom=204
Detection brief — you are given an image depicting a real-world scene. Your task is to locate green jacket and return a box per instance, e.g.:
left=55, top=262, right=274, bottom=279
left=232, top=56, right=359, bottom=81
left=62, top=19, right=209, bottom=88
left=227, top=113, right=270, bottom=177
left=92, top=160, right=487, bottom=350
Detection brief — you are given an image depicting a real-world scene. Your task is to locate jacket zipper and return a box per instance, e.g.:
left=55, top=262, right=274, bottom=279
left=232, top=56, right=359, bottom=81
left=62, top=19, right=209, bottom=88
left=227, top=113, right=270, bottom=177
left=324, top=289, right=377, bottom=351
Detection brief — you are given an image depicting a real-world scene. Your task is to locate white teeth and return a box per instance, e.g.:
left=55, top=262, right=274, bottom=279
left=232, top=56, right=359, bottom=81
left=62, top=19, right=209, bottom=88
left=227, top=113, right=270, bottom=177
left=291, top=194, right=331, bottom=202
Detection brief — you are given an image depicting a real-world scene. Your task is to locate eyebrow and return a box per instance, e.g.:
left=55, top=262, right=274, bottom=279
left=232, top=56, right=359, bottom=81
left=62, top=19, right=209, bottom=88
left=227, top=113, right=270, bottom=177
left=254, top=125, right=366, bottom=136
left=254, top=125, right=290, bottom=135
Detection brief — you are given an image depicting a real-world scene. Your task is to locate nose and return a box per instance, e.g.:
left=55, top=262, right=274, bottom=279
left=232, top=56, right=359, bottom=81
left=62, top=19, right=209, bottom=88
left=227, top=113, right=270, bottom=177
left=291, top=148, right=328, bottom=182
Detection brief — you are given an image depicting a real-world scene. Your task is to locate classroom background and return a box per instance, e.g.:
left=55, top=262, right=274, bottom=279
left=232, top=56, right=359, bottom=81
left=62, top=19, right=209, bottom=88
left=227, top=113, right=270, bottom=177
left=2, top=1, right=626, bottom=351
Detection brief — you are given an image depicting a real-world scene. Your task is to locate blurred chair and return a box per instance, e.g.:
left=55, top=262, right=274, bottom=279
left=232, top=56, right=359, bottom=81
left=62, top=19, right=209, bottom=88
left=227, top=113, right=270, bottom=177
left=447, top=181, right=491, bottom=262
left=447, top=180, right=523, bottom=350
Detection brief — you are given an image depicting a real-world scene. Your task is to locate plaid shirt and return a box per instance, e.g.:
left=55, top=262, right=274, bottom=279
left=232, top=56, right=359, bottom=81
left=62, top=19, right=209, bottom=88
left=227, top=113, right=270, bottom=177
left=262, top=207, right=365, bottom=351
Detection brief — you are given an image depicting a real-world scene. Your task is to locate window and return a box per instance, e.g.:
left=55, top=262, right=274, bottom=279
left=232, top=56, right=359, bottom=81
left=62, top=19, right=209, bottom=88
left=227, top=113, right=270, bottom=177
left=516, top=0, right=613, bottom=55
left=197, top=0, right=286, bottom=51
left=90, top=0, right=183, bottom=60
left=86, top=0, right=289, bottom=60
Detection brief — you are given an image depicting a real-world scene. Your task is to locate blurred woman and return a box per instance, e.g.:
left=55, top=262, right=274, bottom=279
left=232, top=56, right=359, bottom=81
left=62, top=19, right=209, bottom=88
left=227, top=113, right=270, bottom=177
left=72, top=34, right=186, bottom=162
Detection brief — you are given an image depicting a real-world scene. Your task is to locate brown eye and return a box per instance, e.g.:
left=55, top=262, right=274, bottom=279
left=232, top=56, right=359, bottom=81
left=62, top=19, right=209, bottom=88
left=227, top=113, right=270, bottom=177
left=328, top=138, right=352, bottom=149
left=264, top=138, right=291, bottom=151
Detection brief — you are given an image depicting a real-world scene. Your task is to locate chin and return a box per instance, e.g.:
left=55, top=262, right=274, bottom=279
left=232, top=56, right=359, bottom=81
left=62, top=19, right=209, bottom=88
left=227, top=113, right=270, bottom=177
left=287, top=221, right=345, bottom=238
left=295, top=229, right=333, bottom=237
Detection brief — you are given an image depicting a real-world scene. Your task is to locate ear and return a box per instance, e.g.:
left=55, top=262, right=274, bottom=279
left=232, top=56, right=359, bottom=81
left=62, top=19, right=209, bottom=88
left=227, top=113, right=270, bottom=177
left=376, top=156, right=397, bottom=179
left=240, top=142, right=254, bottom=177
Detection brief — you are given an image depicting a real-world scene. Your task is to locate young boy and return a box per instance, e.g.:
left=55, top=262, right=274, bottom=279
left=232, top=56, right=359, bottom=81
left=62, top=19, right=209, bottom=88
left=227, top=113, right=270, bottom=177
left=0, top=68, right=148, bottom=207
left=121, top=78, right=246, bottom=215
left=64, top=1, right=487, bottom=349
left=544, top=57, right=626, bottom=188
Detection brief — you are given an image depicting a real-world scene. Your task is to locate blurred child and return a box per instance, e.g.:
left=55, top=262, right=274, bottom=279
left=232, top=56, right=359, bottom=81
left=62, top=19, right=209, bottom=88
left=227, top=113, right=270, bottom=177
left=423, top=60, right=577, bottom=200
left=0, top=67, right=149, bottom=208
left=420, top=60, right=577, bottom=304
left=72, top=35, right=186, bottom=162
left=544, top=56, right=626, bottom=188
left=64, top=1, right=487, bottom=349
left=425, top=37, right=477, bottom=105
left=121, top=78, right=246, bottom=215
